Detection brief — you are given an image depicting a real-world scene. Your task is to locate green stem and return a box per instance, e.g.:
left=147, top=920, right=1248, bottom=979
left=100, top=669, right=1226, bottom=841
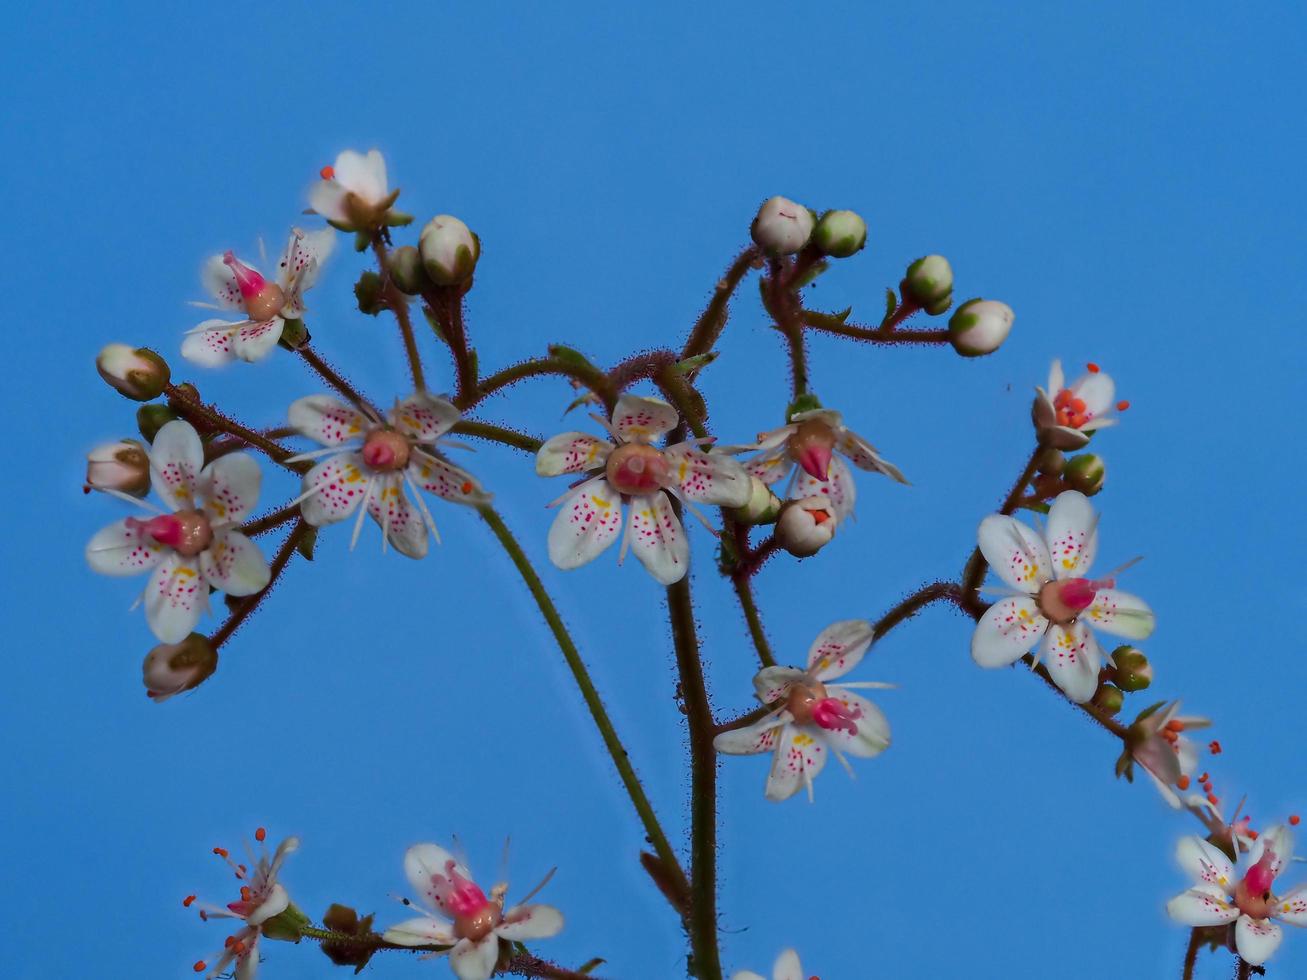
left=666, top=577, right=722, bottom=980
left=732, top=576, right=775, bottom=668
left=681, top=246, right=760, bottom=360
left=476, top=506, right=689, bottom=904
left=450, top=419, right=543, bottom=454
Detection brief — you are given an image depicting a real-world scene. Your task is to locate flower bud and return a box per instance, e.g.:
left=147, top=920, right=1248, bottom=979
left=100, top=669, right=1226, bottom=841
left=389, top=244, right=429, bottom=295
left=1111, top=646, right=1152, bottom=692
left=903, top=255, right=954, bottom=307
left=775, top=495, right=837, bottom=557
left=948, top=299, right=1013, bottom=357
left=136, top=404, right=179, bottom=442
left=1063, top=454, right=1105, bottom=496
left=733, top=477, right=782, bottom=525
left=354, top=271, right=385, bottom=316
left=751, top=196, right=815, bottom=256
left=1092, top=683, right=1125, bottom=716
left=142, top=633, right=218, bottom=702
left=85, top=440, right=150, bottom=497
left=261, top=901, right=312, bottom=943
left=419, top=215, right=480, bottom=286
left=1036, top=447, right=1066, bottom=476
left=813, top=210, right=867, bottom=258
left=97, top=343, right=170, bottom=401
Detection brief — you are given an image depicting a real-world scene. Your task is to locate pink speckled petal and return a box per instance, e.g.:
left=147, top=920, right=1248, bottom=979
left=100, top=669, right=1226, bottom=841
left=1176, top=835, right=1235, bottom=889
left=664, top=443, right=751, bottom=506
left=85, top=518, right=166, bottom=576
left=402, top=843, right=469, bottom=918
left=1247, top=825, right=1295, bottom=879
left=199, top=452, right=262, bottom=526
left=977, top=514, right=1052, bottom=592
left=1235, top=914, right=1282, bottom=967
left=1083, top=588, right=1155, bottom=639
left=149, top=420, right=204, bottom=510
left=806, top=619, right=876, bottom=680
left=230, top=317, right=283, bottom=363
left=546, top=478, right=623, bottom=570
left=200, top=530, right=270, bottom=596
left=144, top=553, right=207, bottom=643
left=200, top=254, right=245, bottom=310
left=450, top=934, right=498, bottom=980
left=971, top=596, right=1048, bottom=668
left=181, top=318, right=239, bottom=367
left=288, top=395, right=368, bottom=447
left=821, top=688, right=891, bottom=758
left=713, top=709, right=788, bottom=755
left=277, top=227, right=335, bottom=304
left=765, top=723, right=828, bottom=802
left=300, top=452, right=369, bottom=526
left=752, top=666, right=805, bottom=704
left=741, top=442, right=792, bottom=486
left=792, top=454, right=857, bottom=521
left=838, top=426, right=908, bottom=484
left=382, top=915, right=457, bottom=946
left=1276, top=884, right=1307, bottom=926
left=368, top=476, right=429, bottom=559
left=627, top=492, right=689, bottom=584
left=1166, top=883, right=1239, bottom=927
left=1044, top=490, right=1099, bottom=580
left=497, top=903, right=564, bottom=941
left=408, top=452, right=490, bottom=506
left=1040, top=622, right=1101, bottom=703
left=611, top=394, right=678, bottom=443
left=390, top=392, right=461, bottom=445
left=535, top=431, right=613, bottom=476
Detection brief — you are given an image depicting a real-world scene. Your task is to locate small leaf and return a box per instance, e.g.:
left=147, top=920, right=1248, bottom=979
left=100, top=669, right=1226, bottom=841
left=673, top=351, right=717, bottom=375
left=422, top=305, right=447, bottom=342
left=548, top=344, right=598, bottom=370
left=296, top=526, right=318, bottom=562
left=793, top=258, right=829, bottom=289
left=353, top=231, right=370, bottom=253
left=884, top=288, right=898, bottom=320
left=385, top=209, right=414, bottom=227
left=579, top=958, right=607, bottom=974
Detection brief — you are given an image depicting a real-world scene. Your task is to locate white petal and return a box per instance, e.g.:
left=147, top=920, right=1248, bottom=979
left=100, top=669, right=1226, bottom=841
left=181, top=319, right=239, bottom=367
left=308, top=180, right=349, bottom=222
left=277, top=227, right=335, bottom=302
left=390, top=392, right=461, bottom=445
left=1083, top=588, right=1155, bottom=639
left=546, top=478, right=623, bottom=570
left=713, top=711, right=788, bottom=755
left=403, top=843, right=469, bottom=918
left=773, top=948, right=804, bottom=980
left=765, top=724, right=828, bottom=802
left=792, top=454, right=857, bottom=521
left=611, top=394, right=678, bottom=443
left=806, top=618, right=876, bottom=680
left=753, top=666, right=805, bottom=704
left=288, top=395, right=368, bottom=447
left=334, top=148, right=388, bottom=202
left=971, top=596, right=1049, bottom=667
left=144, top=554, right=206, bottom=643
left=85, top=518, right=166, bottom=576
left=199, top=452, right=262, bottom=525
left=535, top=432, right=613, bottom=476
left=820, top=688, right=891, bottom=758
left=976, top=514, right=1052, bottom=592
left=742, top=442, right=793, bottom=486
left=150, top=420, right=204, bottom=510
left=627, top=492, right=689, bottom=584
left=838, top=427, right=908, bottom=483
left=200, top=530, right=271, bottom=596
left=450, top=935, right=499, bottom=980
left=230, top=318, right=283, bottom=363
left=382, top=915, right=457, bottom=946
left=497, top=903, right=564, bottom=940
left=1040, top=622, right=1102, bottom=703
left=1047, top=360, right=1065, bottom=395
left=1166, top=884, right=1239, bottom=926
left=300, top=453, right=369, bottom=526
left=234, top=946, right=259, bottom=980
left=1249, top=825, right=1295, bottom=878
left=664, top=444, right=751, bottom=506
left=368, top=476, right=429, bottom=559
left=1235, top=914, right=1283, bottom=966
left=1176, top=835, right=1236, bottom=890
left=1071, top=370, right=1115, bottom=417
left=1044, top=490, right=1099, bottom=580
left=408, top=452, right=491, bottom=505
left=247, top=883, right=290, bottom=926
left=200, top=254, right=245, bottom=309
left=1275, top=884, right=1307, bottom=926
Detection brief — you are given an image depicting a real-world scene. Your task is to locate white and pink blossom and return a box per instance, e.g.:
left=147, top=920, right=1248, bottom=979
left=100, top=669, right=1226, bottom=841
left=1032, top=360, right=1127, bottom=450
left=309, top=149, right=394, bottom=230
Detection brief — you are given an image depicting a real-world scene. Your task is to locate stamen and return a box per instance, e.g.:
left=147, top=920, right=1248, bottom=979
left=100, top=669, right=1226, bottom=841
left=1086, top=362, right=1100, bottom=373
left=1209, top=740, right=1222, bottom=754
left=320, top=165, right=335, bottom=180
left=183, top=895, right=197, bottom=907
left=193, top=962, right=207, bottom=973
left=1116, top=400, right=1130, bottom=411
left=254, top=827, right=266, bottom=843
left=1176, top=775, right=1191, bottom=791
left=1291, top=815, right=1301, bottom=826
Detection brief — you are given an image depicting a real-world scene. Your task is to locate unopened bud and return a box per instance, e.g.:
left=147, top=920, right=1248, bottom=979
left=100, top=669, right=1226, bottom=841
left=1036, top=447, right=1066, bottom=476
left=142, top=634, right=218, bottom=702
left=86, top=440, right=150, bottom=496
left=419, top=215, right=480, bottom=286
left=277, top=317, right=310, bottom=351
left=1063, top=454, right=1105, bottom=495
left=389, top=244, right=429, bottom=294
left=1092, top=684, right=1125, bottom=716
left=751, top=196, right=815, bottom=255
left=97, top=343, right=170, bottom=401
left=903, top=255, right=954, bottom=309
left=813, top=210, right=867, bottom=258
left=355, top=271, right=385, bottom=316
left=261, top=901, right=312, bottom=943
left=948, top=299, right=1013, bottom=357
left=1111, top=646, right=1152, bottom=692
left=733, top=477, right=782, bottom=525
left=775, top=495, right=837, bottom=557
left=137, top=404, right=179, bottom=442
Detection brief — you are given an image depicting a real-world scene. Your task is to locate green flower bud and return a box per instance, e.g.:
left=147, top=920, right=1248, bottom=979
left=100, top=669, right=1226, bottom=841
left=1063, top=454, right=1106, bottom=496
left=354, top=271, right=385, bottom=316
left=97, top=343, right=170, bottom=401
left=1037, top=447, right=1066, bottom=476
left=142, top=633, right=217, bottom=702
left=261, top=901, right=312, bottom=943
left=733, top=476, right=782, bottom=525
left=137, top=404, right=179, bottom=442
left=1092, top=683, right=1125, bottom=716
left=948, top=299, right=1014, bottom=357
left=85, top=439, right=150, bottom=497
left=751, top=196, right=815, bottom=255
left=419, top=215, right=480, bottom=286
left=389, top=244, right=429, bottom=295
left=813, top=209, right=867, bottom=258
left=904, top=255, right=954, bottom=306
left=922, top=291, right=953, bottom=316
left=1111, top=646, right=1152, bottom=692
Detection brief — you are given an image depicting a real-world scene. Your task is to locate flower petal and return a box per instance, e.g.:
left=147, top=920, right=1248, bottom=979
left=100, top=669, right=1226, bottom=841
left=765, top=725, right=828, bottom=802
left=451, top=935, right=499, bottom=980
left=403, top=843, right=469, bottom=918
left=230, top=318, right=283, bottom=363
left=611, top=394, right=678, bottom=443
left=1248, top=825, right=1295, bottom=878
left=1084, top=588, right=1155, bottom=639
left=792, top=455, right=857, bottom=521
left=246, top=883, right=290, bottom=926
left=144, top=554, right=207, bottom=643
left=408, top=452, right=491, bottom=505
left=1235, top=914, right=1283, bottom=967
left=200, top=530, right=271, bottom=596
left=838, top=427, right=908, bottom=484
left=773, top=948, right=804, bottom=980
left=1040, top=622, right=1101, bottom=703
left=806, top=618, right=876, bottom=680
left=278, top=227, right=335, bottom=306
left=308, top=180, right=349, bottom=222
left=390, top=392, right=461, bottom=445
left=713, top=710, right=788, bottom=755
left=497, top=903, right=564, bottom=941
left=1071, top=369, right=1115, bottom=418
left=664, top=444, right=751, bottom=506
left=753, top=666, right=805, bottom=704
left=150, top=420, right=204, bottom=509
left=382, top=915, right=457, bottom=946
left=85, top=518, right=166, bottom=576
left=627, top=492, right=689, bottom=584
left=971, top=596, right=1048, bottom=668
left=1044, top=490, right=1099, bottom=580
left=976, top=514, right=1052, bottom=592
left=1275, top=884, right=1307, bottom=926
left=547, top=478, right=624, bottom=570
left=234, top=946, right=259, bottom=980
left=288, top=395, right=368, bottom=447
left=199, top=452, right=262, bottom=525
left=742, top=442, right=793, bottom=487
left=181, top=319, right=239, bottom=367
left=535, top=432, right=613, bottom=476
left=821, top=688, right=891, bottom=758
left=1166, top=884, right=1239, bottom=927
left=334, top=148, right=388, bottom=201
left=1176, top=835, right=1236, bottom=889
left=200, top=254, right=246, bottom=309
left=300, top=453, right=370, bottom=526
left=368, top=476, right=429, bottom=559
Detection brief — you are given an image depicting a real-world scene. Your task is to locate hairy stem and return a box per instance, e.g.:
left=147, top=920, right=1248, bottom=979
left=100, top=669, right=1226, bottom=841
left=297, top=345, right=379, bottom=414
left=450, top=418, right=543, bottom=454
left=372, top=238, right=427, bottom=393
left=210, top=520, right=311, bottom=649
left=681, top=245, right=760, bottom=361
left=732, top=575, right=776, bottom=668
left=466, top=356, right=616, bottom=413
left=165, top=385, right=308, bottom=475
left=239, top=502, right=304, bottom=537
left=1181, top=928, right=1203, bottom=980
left=873, top=582, right=963, bottom=640
left=959, top=447, right=1042, bottom=612
left=802, top=310, right=949, bottom=346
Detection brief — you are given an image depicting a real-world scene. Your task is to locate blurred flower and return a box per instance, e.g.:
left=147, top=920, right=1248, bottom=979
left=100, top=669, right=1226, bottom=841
left=1032, top=360, right=1127, bottom=450
left=384, top=842, right=563, bottom=980
left=288, top=392, right=489, bottom=559
left=535, top=394, right=750, bottom=584
left=85, top=420, right=270, bottom=642
left=970, top=490, right=1155, bottom=703
left=732, top=947, right=808, bottom=980
left=1128, top=701, right=1210, bottom=808
left=309, top=148, right=396, bottom=231
left=182, top=228, right=335, bottom=366
left=714, top=619, right=891, bottom=802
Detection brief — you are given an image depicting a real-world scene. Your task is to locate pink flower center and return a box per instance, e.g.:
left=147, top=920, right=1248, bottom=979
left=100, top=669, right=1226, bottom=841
left=790, top=418, right=836, bottom=480
left=361, top=429, right=411, bottom=471
left=129, top=511, right=213, bottom=557
left=442, top=862, right=502, bottom=942
left=1235, top=847, right=1278, bottom=919
left=223, top=251, right=286, bottom=322
left=604, top=442, right=668, bottom=496
left=1037, top=577, right=1106, bottom=625
left=811, top=697, right=862, bottom=735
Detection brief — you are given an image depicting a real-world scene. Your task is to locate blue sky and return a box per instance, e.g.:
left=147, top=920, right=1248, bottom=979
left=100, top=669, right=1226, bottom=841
left=3, top=2, right=1305, bottom=978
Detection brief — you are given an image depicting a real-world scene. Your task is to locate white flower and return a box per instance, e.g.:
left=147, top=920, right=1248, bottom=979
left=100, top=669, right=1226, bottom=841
left=714, top=620, right=892, bottom=802
left=751, top=196, right=815, bottom=255
left=187, top=829, right=299, bottom=980
left=384, top=842, right=563, bottom=980
left=309, top=148, right=395, bottom=230
left=288, top=392, right=489, bottom=558
left=732, top=947, right=807, bottom=980
left=1031, top=360, right=1127, bottom=450
left=1129, top=701, right=1211, bottom=808
left=970, top=490, right=1155, bottom=703
left=536, top=394, right=751, bottom=585
left=85, top=420, right=271, bottom=643
left=741, top=407, right=906, bottom=523
left=1166, top=824, right=1307, bottom=967
left=182, top=227, right=335, bottom=366
left=774, top=495, right=837, bottom=557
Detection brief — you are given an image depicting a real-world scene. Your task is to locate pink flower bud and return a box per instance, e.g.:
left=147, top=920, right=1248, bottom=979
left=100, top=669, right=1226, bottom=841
left=775, top=495, right=837, bottom=557
left=85, top=440, right=150, bottom=497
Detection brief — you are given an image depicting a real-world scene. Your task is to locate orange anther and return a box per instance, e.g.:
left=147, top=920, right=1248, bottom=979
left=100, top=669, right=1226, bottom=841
left=255, top=827, right=266, bottom=843
left=1290, top=815, right=1301, bottom=826
left=240, top=886, right=252, bottom=902
left=193, top=962, right=207, bottom=973
left=811, top=509, right=831, bottom=525
left=225, top=936, right=236, bottom=948
left=461, top=481, right=473, bottom=494
left=1165, top=719, right=1185, bottom=732
left=1209, top=740, right=1222, bottom=754
left=183, top=895, right=197, bottom=907
left=1202, top=782, right=1213, bottom=794
left=1199, top=772, right=1209, bottom=782
left=213, top=847, right=228, bottom=858
left=1086, top=363, right=1100, bottom=373
left=1070, top=397, right=1087, bottom=414
left=1176, top=775, right=1191, bottom=791
left=1207, top=793, right=1220, bottom=805
left=320, top=165, right=335, bottom=180
left=1116, top=400, right=1130, bottom=411
left=1248, top=829, right=1259, bottom=839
